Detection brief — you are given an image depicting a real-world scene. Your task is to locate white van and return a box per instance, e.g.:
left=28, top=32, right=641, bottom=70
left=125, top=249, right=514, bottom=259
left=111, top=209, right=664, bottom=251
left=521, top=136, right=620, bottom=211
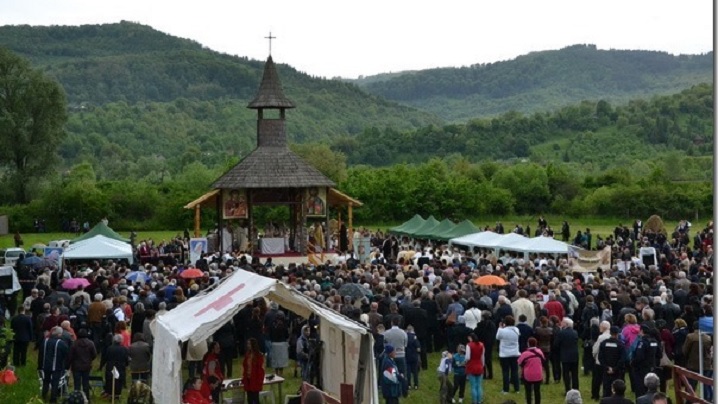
left=0, top=248, right=26, bottom=266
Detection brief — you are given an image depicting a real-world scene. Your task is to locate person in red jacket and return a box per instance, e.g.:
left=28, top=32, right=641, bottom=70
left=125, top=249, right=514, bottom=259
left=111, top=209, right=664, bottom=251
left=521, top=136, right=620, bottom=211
left=183, top=377, right=212, bottom=404
left=544, top=293, right=565, bottom=322
left=203, top=341, right=224, bottom=403
left=465, top=333, right=485, bottom=404
left=242, top=337, right=266, bottom=404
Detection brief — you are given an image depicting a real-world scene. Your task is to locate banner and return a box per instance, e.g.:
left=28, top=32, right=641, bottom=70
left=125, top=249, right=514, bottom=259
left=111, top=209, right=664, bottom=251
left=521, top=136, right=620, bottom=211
left=189, top=238, right=208, bottom=266
left=43, top=247, right=64, bottom=264
left=567, top=245, right=611, bottom=272
left=352, top=236, right=372, bottom=265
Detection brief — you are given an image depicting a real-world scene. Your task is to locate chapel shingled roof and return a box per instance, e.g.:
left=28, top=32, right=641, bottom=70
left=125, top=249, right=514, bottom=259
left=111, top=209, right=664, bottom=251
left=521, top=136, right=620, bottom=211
left=212, top=146, right=335, bottom=189
left=212, top=55, right=334, bottom=189
left=247, top=56, right=296, bottom=109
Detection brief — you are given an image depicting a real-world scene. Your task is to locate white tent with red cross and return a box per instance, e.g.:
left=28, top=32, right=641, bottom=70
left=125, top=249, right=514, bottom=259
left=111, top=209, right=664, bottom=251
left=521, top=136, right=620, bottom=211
left=152, top=269, right=378, bottom=403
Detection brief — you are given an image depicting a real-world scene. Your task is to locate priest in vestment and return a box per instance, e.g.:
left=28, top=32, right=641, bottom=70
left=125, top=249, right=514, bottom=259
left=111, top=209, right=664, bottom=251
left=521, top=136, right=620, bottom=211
left=314, top=223, right=325, bottom=251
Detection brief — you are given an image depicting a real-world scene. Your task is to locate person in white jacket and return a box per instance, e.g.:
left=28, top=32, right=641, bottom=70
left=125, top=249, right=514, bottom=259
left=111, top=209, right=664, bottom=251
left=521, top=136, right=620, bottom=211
left=496, top=315, right=521, bottom=394
left=511, top=289, right=536, bottom=327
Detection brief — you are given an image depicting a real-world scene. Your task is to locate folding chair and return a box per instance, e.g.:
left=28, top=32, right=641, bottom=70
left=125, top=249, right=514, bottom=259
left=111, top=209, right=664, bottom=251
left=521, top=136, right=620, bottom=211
left=38, top=370, right=69, bottom=400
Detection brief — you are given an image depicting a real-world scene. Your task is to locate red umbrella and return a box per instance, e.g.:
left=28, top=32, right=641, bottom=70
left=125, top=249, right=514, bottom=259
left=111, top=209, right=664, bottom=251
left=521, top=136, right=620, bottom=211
left=179, top=268, right=205, bottom=279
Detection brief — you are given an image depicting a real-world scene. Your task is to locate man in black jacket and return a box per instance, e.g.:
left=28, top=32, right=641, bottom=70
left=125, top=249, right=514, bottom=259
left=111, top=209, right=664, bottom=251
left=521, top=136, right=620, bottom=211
left=474, top=310, right=497, bottom=379
left=100, top=334, right=129, bottom=399
left=598, top=326, right=627, bottom=398
left=10, top=307, right=33, bottom=366
left=38, top=326, right=69, bottom=403
left=631, top=324, right=661, bottom=397
left=403, top=300, right=428, bottom=369
left=553, top=317, right=579, bottom=394
left=68, top=328, right=97, bottom=400
left=420, top=292, right=439, bottom=353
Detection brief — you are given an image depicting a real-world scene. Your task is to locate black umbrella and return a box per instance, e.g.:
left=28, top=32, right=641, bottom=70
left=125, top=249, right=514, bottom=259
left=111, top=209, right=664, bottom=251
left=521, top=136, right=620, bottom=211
left=47, top=291, right=72, bottom=306
left=337, top=283, right=371, bottom=300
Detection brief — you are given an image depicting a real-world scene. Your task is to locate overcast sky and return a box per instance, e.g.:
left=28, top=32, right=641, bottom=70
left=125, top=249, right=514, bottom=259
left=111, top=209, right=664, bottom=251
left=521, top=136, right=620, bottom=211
left=1, top=0, right=713, bottom=79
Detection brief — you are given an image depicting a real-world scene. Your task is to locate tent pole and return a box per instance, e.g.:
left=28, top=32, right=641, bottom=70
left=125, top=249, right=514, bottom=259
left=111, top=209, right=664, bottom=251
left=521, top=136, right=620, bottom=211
left=698, top=330, right=704, bottom=398
left=342, top=332, right=347, bottom=383
left=348, top=203, right=353, bottom=234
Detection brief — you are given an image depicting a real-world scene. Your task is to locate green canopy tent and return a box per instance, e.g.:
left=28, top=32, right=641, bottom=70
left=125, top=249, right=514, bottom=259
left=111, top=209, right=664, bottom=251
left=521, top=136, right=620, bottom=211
left=389, top=214, right=425, bottom=235
left=406, top=215, right=440, bottom=238
left=416, top=218, right=456, bottom=240
left=435, top=219, right=481, bottom=241
left=71, top=222, right=130, bottom=244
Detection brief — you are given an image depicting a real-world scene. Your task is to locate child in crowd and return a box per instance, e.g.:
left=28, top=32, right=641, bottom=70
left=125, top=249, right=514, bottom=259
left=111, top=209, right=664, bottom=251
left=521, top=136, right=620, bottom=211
left=437, top=351, right=453, bottom=404
left=451, top=344, right=467, bottom=403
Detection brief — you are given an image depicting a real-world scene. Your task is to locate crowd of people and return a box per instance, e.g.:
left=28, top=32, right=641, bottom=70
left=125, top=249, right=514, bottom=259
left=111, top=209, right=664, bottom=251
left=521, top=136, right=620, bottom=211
left=0, top=217, right=713, bottom=404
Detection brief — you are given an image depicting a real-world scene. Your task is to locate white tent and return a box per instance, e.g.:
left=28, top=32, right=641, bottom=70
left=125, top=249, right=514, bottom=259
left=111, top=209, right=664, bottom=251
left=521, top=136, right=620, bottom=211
left=61, top=235, right=134, bottom=263
left=152, top=270, right=378, bottom=404
left=449, top=231, right=503, bottom=248
left=506, top=236, right=573, bottom=254
left=450, top=232, right=532, bottom=252
left=0, top=265, right=20, bottom=295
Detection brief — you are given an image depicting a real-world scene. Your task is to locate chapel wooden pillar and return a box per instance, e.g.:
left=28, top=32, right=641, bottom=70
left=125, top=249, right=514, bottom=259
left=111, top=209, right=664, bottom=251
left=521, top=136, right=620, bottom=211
left=194, top=205, right=201, bottom=237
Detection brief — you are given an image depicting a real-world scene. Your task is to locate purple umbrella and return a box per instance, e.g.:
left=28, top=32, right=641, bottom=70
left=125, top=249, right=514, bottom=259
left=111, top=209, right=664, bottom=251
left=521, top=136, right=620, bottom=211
left=62, top=278, right=90, bottom=290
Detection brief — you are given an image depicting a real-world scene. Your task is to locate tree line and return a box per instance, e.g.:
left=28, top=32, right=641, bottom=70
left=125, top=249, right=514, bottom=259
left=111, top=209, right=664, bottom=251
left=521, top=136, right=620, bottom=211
left=1, top=157, right=711, bottom=233
left=335, top=84, right=713, bottom=179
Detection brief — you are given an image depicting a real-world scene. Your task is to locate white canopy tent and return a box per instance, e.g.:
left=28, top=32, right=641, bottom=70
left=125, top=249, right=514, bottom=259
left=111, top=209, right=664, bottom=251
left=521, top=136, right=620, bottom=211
left=507, top=236, right=573, bottom=254
left=61, top=234, right=134, bottom=263
left=450, top=233, right=573, bottom=259
left=448, top=231, right=503, bottom=248
left=449, top=232, right=528, bottom=250
left=152, top=270, right=378, bottom=404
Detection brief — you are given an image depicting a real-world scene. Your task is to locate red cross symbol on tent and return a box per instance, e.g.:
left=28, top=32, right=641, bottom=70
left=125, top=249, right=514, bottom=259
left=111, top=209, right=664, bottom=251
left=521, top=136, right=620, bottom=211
left=347, top=338, right=360, bottom=361
left=194, top=283, right=246, bottom=317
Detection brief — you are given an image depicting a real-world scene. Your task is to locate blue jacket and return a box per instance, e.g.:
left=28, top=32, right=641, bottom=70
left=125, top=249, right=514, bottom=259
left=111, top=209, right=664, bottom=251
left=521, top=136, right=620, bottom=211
left=405, top=332, right=419, bottom=364
left=381, top=356, right=402, bottom=398
left=452, top=353, right=467, bottom=377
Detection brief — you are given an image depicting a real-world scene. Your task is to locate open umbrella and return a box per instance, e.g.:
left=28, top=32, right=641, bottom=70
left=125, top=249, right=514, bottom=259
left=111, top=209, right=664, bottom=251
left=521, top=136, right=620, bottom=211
left=47, top=291, right=72, bottom=306
left=32, top=256, right=59, bottom=270
left=21, top=255, right=42, bottom=266
left=474, top=275, right=507, bottom=286
left=62, top=278, right=90, bottom=290
left=338, top=283, right=372, bottom=300
left=179, top=268, right=205, bottom=279
left=126, top=271, right=151, bottom=283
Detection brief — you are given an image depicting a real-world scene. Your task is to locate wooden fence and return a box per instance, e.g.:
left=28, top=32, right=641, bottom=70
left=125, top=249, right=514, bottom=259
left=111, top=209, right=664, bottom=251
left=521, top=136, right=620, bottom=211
left=673, top=365, right=713, bottom=404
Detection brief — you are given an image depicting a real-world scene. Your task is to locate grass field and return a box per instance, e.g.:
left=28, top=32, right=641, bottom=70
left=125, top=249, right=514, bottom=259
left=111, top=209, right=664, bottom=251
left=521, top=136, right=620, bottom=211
left=0, top=342, right=678, bottom=404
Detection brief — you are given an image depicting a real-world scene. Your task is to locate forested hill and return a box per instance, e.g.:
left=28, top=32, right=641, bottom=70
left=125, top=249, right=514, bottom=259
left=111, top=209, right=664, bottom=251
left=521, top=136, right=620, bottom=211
left=353, top=44, right=713, bottom=122
left=0, top=21, right=442, bottom=128
left=336, top=83, right=714, bottom=181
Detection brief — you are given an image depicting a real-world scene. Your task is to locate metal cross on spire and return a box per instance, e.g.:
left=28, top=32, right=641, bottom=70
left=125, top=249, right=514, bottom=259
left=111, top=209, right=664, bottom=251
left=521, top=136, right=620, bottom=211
left=265, top=31, right=276, bottom=55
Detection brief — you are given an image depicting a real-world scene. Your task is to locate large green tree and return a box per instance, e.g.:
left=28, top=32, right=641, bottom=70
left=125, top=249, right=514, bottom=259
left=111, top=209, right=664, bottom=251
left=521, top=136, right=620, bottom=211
left=0, top=47, right=67, bottom=203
